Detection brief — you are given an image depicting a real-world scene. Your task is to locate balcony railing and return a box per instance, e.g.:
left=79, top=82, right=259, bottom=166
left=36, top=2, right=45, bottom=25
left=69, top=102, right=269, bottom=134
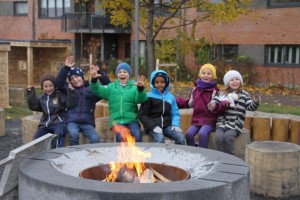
left=61, top=12, right=132, bottom=34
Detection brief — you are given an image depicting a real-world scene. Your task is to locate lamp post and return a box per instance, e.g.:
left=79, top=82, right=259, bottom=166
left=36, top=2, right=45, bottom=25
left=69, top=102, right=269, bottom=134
left=134, top=0, right=139, bottom=80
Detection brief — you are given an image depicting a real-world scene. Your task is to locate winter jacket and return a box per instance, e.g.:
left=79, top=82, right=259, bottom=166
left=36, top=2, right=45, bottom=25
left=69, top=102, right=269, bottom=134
left=56, top=66, right=110, bottom=127
left=27, top=88, right=67, bottom=128
left=90, top=79, right=147, bottom=128
left=138, top=70, right=180, bottom=133
left=176, top=81, right=226, bottom=127
left=211, top=89, right=259, bottom=135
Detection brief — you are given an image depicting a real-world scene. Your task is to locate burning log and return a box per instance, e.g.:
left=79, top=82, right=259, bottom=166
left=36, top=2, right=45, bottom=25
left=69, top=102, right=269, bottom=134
left=140, top=168, right=155, bottom=183
left=149, top=167, right=171, bottom=182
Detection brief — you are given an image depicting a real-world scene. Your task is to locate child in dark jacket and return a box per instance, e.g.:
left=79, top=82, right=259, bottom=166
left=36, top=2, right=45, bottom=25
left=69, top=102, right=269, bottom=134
left=89, top=63, right=147, bottom=142
left=208, top=70, right=260, bottom=155
left=55, top=56, right=110, bottom=146
left=176, top=64, right=227, bottom=148
left=27, top=73, right=67, bottom=148
left=138, top=70, right=185, bottom=145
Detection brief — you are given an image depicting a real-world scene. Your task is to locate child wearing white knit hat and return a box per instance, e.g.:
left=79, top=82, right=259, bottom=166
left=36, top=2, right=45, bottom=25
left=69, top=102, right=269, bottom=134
left=208, top=70, right=260, bottom=155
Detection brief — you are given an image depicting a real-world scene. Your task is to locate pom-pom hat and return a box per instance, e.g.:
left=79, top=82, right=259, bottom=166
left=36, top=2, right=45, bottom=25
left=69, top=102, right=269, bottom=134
left=68, top=67, right=84, bottom=81
left=40, top=73, right=56, bottom=89
left=115, top=63, right=132, bottom=77
left=199, top=63, right=217, bottom=79
left=223, top=70, right=243, bottom=87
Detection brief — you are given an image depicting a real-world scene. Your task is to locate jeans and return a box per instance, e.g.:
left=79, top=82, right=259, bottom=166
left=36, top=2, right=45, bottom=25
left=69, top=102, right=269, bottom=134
left=149, top=126, right=185, bottom=145
left=215, top=128, right=237, bottom=155
left=34, top=122, right=66, bottom=148
left=115, top=121, right=142, bottom=142
left=67, top=122, right=100, bottom=146
left=185, top=125, right=214, bottom=148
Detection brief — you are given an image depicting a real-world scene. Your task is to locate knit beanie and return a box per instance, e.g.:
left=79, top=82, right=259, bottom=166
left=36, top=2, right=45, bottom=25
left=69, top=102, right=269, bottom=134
left=40, top=73, right=56, bottom=89
left=223, top=70, right=243, bottom=87
left=152, top=71, right=169, bottom=86
left=199, top=63, right=217, bottom=79
left=115, top=63, right=132, bottom=77
left=68, top=67, right=84, bottom=81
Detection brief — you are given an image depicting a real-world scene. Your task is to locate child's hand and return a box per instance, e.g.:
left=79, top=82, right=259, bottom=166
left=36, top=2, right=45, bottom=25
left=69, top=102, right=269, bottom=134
left=88, top=64, right=102, bottom=79
left=207, top=101, right=216, bottom=111
left=65, top=56, right=75, bottom=68
left=134, top=75, right=145, bottom=87
left=68, top=83, right=74, bottom=90
left=171, top=126, right=182, bottom=133
left=253, top=95, right=261, bottom=104
left=27, top=85, right=34, bottom=91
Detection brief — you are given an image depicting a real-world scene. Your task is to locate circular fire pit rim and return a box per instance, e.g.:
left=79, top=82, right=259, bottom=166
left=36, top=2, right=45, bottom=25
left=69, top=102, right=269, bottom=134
left=19, top=143, right=250, bottom=200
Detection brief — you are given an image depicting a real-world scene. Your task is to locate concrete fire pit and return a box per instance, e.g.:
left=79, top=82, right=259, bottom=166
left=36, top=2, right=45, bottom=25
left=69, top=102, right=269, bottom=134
left=19, top=143, right=250, bottom=200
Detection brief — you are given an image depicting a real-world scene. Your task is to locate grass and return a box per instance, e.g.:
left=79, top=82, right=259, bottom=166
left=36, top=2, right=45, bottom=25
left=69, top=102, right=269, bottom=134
left=4, top=105, right=32, bottom=120
left=257, top=103, right=300, bottom=116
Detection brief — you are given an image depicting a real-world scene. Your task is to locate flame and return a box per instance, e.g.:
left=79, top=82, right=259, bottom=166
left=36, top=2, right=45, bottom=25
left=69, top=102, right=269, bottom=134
left=105, top=125, right=151, bottom=182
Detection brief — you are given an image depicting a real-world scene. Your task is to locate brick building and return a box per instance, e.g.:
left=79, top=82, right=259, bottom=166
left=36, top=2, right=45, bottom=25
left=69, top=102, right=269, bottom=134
left=0, top=0, right=299, bottom=106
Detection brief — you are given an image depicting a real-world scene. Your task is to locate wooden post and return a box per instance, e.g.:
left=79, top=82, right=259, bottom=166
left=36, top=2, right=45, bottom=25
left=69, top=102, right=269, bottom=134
left=95, top=117, right=114, bottom=143
left=179, top=109, right=192, bottom=134
left=290, top=119, right=300, bottom=145
left=272, top=118, right=290, bottom=142
left=252, top=117, right=271, bottom=141
left=0, top=108, right=5, bottom=137
left=243, top=116, right=253, bottom=139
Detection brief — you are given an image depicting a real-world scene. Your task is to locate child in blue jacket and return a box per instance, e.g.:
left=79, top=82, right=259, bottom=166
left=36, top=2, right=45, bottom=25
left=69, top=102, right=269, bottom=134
left=138, top=70, right=185, bottom=144
left=56, top=56, right=110, bottom=146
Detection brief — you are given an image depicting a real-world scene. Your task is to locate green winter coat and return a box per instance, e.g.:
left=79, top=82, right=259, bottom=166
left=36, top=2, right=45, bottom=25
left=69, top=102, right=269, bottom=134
left=90, top=79, right=147, bottom=128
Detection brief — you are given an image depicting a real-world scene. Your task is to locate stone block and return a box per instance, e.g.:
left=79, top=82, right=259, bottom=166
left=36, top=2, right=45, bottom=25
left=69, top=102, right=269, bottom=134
left=0, top=108, right=5, bottom=137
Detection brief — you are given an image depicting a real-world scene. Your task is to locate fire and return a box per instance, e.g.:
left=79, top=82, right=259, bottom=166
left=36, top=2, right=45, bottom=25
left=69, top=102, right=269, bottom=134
left=106, top=125, right=151, bottom=182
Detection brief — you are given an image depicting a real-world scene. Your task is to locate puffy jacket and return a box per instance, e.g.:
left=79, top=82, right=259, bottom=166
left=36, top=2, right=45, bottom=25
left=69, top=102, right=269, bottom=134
left=90, top=79, right=147, bottom=128
left=138, top=70, right=180, bottom=133
left=56, top=66, right=110, bottom=127
left=27, top=88, right=66, bottom=128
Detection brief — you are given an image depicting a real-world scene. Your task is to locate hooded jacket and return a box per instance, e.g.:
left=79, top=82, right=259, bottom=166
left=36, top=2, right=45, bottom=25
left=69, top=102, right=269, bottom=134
left=138, top=70, right=180, bottom=133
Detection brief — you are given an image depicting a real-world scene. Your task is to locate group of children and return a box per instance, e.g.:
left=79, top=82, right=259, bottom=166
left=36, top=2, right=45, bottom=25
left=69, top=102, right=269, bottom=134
left=28, top=56, right=260, bottom=155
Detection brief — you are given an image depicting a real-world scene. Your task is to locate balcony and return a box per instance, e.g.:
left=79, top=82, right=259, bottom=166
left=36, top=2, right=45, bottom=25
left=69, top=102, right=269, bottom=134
left=61, top=12, right=132, bottom=34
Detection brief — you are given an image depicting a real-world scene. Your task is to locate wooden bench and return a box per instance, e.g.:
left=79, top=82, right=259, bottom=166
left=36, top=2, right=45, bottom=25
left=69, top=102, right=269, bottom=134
left=0, top=133, right=55, bottom=199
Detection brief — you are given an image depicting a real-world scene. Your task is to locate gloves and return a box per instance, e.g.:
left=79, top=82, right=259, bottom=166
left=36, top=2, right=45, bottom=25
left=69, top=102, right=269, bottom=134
left=153, top=126, right=163, bottom=134
left=171, top=126, right=182, bottom=133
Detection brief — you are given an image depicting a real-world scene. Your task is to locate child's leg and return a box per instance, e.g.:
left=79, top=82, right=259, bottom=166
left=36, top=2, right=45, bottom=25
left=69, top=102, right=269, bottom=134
left=215, top=128, right=225, bottom=152
left=33, top=128, right=48, bottom=140
left=53, top=122, right=66, bottom=148
left=185, top=125, right=200, bottom=146
left=223, top=129, right=238, bottom=155
left=67, top=122, right=81, bottom=146
left=163, top=126, right=185, bottom=145
left=149, top=130, right=165, bottom=143
left=127, top=121, right=142, bottom=142
left=198, top=125, right=214, bottom=148
left=80, top=123, right=100, bottom=144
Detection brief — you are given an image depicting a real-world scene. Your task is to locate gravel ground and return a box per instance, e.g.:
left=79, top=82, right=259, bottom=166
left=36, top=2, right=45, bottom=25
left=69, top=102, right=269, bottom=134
left=1, top=119, right=300, bottom=200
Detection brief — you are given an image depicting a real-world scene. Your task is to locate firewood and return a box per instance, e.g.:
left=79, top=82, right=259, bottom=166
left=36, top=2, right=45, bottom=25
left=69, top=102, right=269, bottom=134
left=140, top=168, right=155, bottom=183
left=116, top=167, right=135, bottom=183
left=148, top=167, right=171, bottom=182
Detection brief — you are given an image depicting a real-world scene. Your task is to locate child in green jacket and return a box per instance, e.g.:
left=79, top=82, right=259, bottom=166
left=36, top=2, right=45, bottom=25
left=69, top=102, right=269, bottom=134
left=89, top=63, right=147, bottom=142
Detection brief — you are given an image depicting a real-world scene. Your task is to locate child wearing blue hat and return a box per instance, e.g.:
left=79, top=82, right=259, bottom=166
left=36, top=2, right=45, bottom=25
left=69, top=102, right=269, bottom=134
left=89, top=62, right=147, bottom=142
left=55, top=56, right=110, bottom=146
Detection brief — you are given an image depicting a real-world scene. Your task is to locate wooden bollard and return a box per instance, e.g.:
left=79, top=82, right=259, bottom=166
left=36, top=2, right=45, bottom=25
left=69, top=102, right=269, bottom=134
left=290, top=119, right=300, bottom=145
left=272, top=118, right=290, bottom=142
left=0, top=108, right=5, bottom=137
left=95, top=117, right=114, bottom=143
left=94, top=101, right=109, bottom=118
left=179, top=109, right=193, bottom=134
left=252, top=117, right=271, bottom=141
left=243, top=116, right=253, bottom=138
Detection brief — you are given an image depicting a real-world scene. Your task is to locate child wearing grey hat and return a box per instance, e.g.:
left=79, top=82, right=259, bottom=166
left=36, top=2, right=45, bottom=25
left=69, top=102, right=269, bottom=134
left=208, top=70, right=260, bottom=155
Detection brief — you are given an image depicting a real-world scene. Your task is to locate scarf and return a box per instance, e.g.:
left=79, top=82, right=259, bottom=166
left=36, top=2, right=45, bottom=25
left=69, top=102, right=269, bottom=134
left=196, top=78, right=216, bottom=89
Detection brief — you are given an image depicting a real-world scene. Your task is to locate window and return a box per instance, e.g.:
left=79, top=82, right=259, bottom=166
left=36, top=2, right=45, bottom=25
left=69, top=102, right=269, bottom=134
left=265, top=45, right=300, bottom=66
left=39, top=0, right=70, bottom=18
left=14, top=2, right=28, bottom=16
left=267, top=0, right=300, bottom=8
left=214, top=45, right=239, bottom=63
